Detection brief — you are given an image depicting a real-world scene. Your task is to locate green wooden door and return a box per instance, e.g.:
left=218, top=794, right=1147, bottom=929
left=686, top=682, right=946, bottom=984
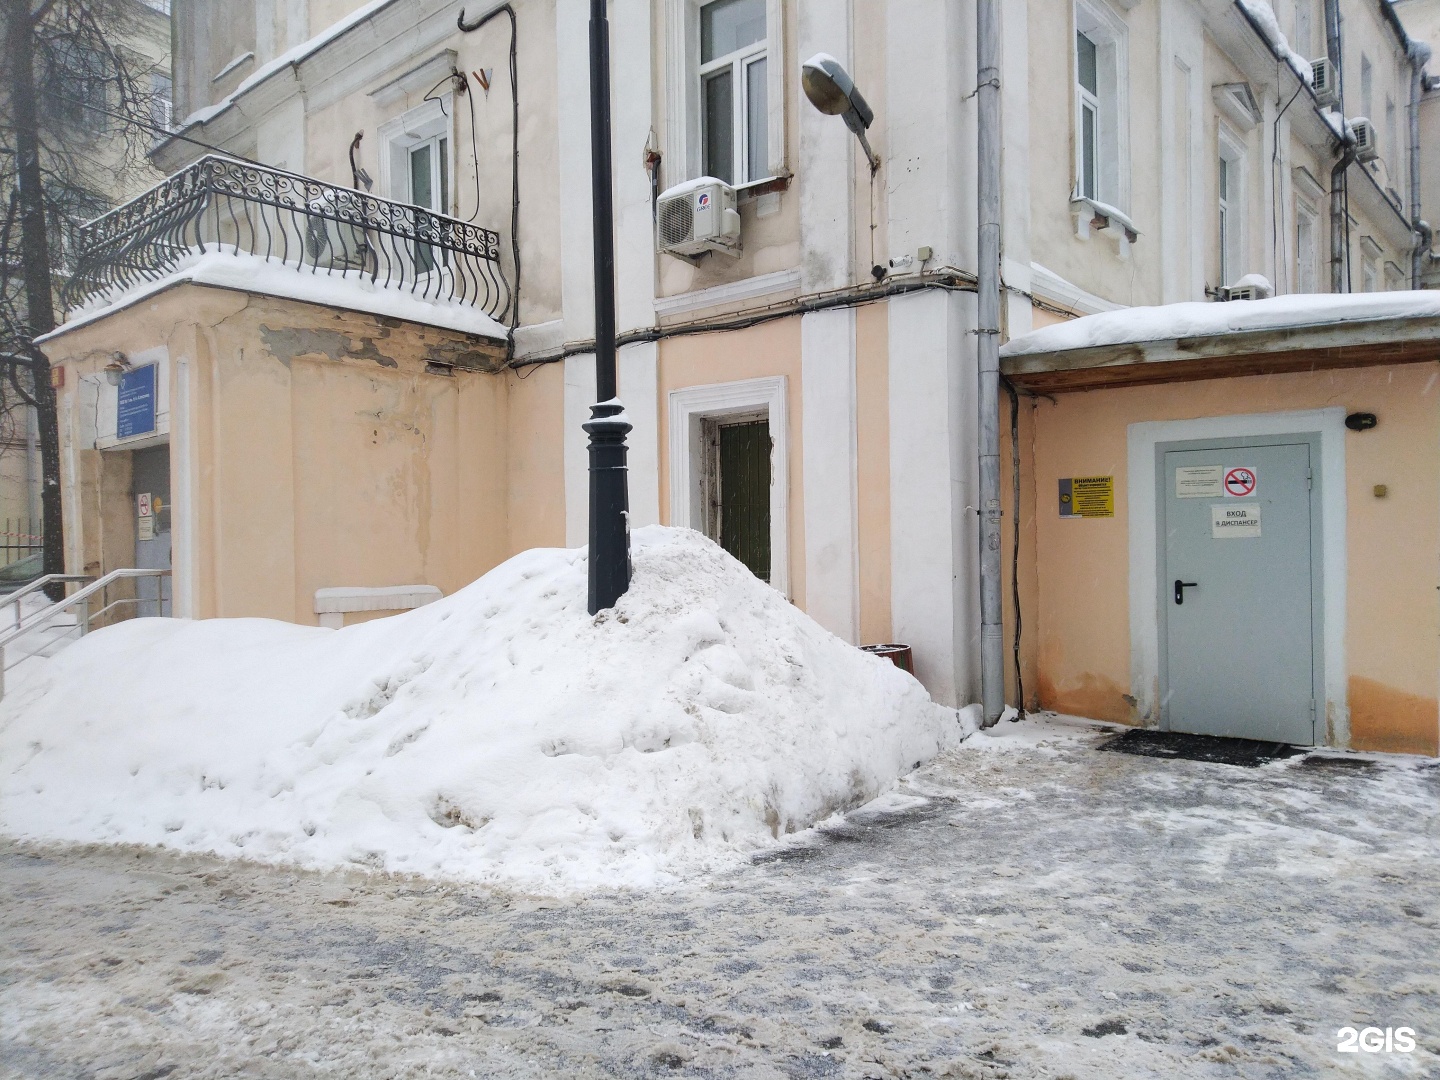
left=718, top=419, right=771, bottom=582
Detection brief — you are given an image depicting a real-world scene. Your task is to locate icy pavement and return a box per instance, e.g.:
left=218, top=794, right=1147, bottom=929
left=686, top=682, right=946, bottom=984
left=2, top=715, right=1437, bottom=1079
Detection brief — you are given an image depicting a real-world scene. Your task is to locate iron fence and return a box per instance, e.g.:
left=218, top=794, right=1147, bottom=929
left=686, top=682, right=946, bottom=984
left=63, top=155, right=509, bottom=322
left=0, top=519, right=42, bottom=568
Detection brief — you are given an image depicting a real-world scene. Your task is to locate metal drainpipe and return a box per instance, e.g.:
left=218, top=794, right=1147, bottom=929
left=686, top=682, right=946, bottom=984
left=1408, top=42, right=1432, bottom=288
left=1325, top=0, right=1349, bottom=294
left=976, top=0, right=1005, bottom=727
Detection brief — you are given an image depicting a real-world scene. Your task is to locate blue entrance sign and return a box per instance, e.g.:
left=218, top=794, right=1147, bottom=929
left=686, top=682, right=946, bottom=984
left=117, top=364, right=157, bottom=440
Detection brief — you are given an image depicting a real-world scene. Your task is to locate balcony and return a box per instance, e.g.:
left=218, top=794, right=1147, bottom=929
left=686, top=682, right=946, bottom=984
left=63, top=156, right=510, bottom=325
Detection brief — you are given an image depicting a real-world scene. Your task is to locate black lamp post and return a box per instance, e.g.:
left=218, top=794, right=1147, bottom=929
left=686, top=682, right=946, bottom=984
left=585, top=0, right=631, bottom=614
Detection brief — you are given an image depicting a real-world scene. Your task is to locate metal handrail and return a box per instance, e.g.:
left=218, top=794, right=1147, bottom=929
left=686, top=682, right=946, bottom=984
left=0, top=568, right=171, bottom=699
left=3, top=574, right=94, bottom=631
left=62, top=155, right=510, bottom=321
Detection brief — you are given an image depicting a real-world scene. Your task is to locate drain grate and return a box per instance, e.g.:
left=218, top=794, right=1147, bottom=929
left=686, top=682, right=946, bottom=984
left=1097, top=729, right=1304, bottom=767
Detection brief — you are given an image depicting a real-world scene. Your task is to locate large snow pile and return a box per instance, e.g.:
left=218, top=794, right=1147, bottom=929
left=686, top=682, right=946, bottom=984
left=0, top=527, right=963, bottom=892
left=1001, top=290, right=1440, bottom=357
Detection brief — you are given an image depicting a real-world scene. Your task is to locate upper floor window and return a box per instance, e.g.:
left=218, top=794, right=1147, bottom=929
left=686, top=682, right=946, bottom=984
left=665, top=0, right=783, bottom=189
left=1294, top=200, right=1318, bottom=293
left=1217, top=125, right=1247, bottom=286
left=378, top=99, right=453, bottom=274
left=1291, top=0, right=1314, bottom=60
left=1076, top=32, right=1100, bottom=201
left=150, top=72, right=173, bottom=132
left=48, top=42, right=110, bottom=132
left=699, top=0, right=768, bottom=185
left=1072, top=1, right=1128, bottom=212
left=1218, top=157, right=1233, bottom=285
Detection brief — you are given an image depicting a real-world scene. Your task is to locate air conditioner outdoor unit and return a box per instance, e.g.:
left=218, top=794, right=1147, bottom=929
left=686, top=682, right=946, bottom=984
left=1350, top=117, right=1379, bottom=162
left=1219, top=284, right=1262, bottom=302
left=1311, top=58, right=1339, bottom=106
left=656, top=178, right=741, bottom=258
left=1216, top=274, right=1274, bottom=302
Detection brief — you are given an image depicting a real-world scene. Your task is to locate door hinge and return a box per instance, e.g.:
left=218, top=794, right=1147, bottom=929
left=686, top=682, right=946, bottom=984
left=1310, top=698, right=1317, bottom=714
left=1306, top=469, right=1312, bottom=490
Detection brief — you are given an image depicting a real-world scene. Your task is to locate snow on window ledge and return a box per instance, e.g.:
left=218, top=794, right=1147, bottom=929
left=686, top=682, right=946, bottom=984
left=1069, top=195, right=1140, bottom=258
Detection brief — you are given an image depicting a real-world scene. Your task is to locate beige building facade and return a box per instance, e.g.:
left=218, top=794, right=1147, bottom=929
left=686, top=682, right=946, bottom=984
left=38, top=0, right=1439, bottom=754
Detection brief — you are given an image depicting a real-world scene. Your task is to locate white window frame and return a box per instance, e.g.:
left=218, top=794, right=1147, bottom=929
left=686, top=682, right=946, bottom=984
left=698, top=6, right=766, bottom=185
left=1076, top=33, right=1101, bottom=201
left=1360, top=235, right=1382, bottom=292
left=668, top=376, right=789, bottom=599
left=377, top=97, right=455, bottom=215
left=1292, top=0, right=1313, bottom=60
left=1384, top=95, right=1397, bottom=188
left=1295, top=198, right=1319, bottom=293
left=1359, top=54, right=1373, bottom=123
left=1217, top=124, right=1247, bottom=287
left=1073, top=0, right=1130, bottom=211
left=377, top=97, right=455, bottom=280
left=665, top=0, right=785, bottom=189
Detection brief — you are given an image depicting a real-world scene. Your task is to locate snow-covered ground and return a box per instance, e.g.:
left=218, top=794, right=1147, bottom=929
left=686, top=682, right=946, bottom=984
left=3, top=715, right=1436, bottom=1079
left=0, top=527, right=962, bottom=892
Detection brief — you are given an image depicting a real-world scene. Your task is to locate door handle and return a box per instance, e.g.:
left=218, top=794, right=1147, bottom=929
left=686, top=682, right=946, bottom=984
left=1174, top=579, right=1198, bottom=605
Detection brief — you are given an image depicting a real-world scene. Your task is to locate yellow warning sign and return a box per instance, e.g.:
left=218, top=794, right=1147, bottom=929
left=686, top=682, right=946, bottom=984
left=1059, top=475, right=1114, bottom=518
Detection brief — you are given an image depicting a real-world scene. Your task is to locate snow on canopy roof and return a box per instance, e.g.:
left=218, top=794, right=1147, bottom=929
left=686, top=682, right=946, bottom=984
left=44, top=250, right=508, bottom=343
left=1001, top=291, right=1440, bottom=358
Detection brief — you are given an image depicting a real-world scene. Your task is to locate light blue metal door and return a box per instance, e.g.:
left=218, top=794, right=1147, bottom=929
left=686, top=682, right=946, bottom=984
left=1160, top=441, right=1316, bottom=744
left=131, top=445, right=171, bottom=618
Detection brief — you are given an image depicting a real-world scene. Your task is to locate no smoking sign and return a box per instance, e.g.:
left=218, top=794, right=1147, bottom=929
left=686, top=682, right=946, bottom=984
left=1223, top=467, right=1257, bottom=497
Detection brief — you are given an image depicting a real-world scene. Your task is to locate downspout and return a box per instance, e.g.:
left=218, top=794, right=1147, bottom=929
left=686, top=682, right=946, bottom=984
left=1325, top=0, right=1350, bottom=293
left=1408, top=41, right=1432, bottom=288
left=976, top=0, right=1005, bottom=726
left=1330, top=141, right=1355, bottom=293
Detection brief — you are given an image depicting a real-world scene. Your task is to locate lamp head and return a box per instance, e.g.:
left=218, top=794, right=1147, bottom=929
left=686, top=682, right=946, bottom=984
left=802, top=53, right=873, bottom=130
left=104, top=352, right=131, bottom=387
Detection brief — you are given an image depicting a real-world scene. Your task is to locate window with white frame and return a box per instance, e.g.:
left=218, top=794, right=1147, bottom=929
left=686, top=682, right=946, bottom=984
left=1295, top=200, right=1318, bottom=293
left=1291, top=0, right=1313, bottom=60
left=1217, top=126, right=1246, bottom=287
left=1384, top=261, right=1405, bottom=292
left=700, top=0, right=767, bottom=185
left=1072, top=1, right=1128, bottom=210
left=1360, top=237, right=1381, bottom=292
left=665, top=0, right=783, bottom=188
left=1360, top=54, right=1373, bottom=120
left=1076, top=32, right=1100, bottom=201
left=1385, top=96, right=1397, bottom=186
left=379, top=99, right=453, bottom=275
left=1218, top=157, right=1233, bottom=285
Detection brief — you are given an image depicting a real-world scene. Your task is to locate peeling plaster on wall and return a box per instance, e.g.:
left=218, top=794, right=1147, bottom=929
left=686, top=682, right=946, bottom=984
left=260, top=326, right=398, bottom=368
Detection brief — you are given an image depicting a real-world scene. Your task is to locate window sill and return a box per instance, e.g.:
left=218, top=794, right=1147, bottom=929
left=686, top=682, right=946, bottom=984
left=734, top=173, right=791, bottom=200
left=1070, top=196, right=1139, bottom=257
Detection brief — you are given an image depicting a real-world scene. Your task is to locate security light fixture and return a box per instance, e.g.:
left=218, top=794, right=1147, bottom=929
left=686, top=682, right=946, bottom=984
left=801, top=52, right=880, bottom=172
left=104, top=352, right=131, bottom=386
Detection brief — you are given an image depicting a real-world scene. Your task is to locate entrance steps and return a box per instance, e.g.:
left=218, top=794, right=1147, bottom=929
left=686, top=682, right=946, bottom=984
left=0, top=569, right=172, bottom=698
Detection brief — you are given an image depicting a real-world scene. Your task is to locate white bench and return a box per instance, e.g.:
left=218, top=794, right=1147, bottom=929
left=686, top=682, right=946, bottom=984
left=313, top=585, right=443, bottom=629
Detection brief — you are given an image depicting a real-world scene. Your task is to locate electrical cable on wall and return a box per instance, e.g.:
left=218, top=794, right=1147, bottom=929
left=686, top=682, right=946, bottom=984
left=458, top=3, right=521, bottom=360
left=1271, top=71, right=1304, bottom=292
left=507, top=270, right=981, bottom=370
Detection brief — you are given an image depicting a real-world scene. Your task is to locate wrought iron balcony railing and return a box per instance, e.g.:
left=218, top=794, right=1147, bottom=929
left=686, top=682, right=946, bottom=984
left=63, top=155, right=510, bottom=324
